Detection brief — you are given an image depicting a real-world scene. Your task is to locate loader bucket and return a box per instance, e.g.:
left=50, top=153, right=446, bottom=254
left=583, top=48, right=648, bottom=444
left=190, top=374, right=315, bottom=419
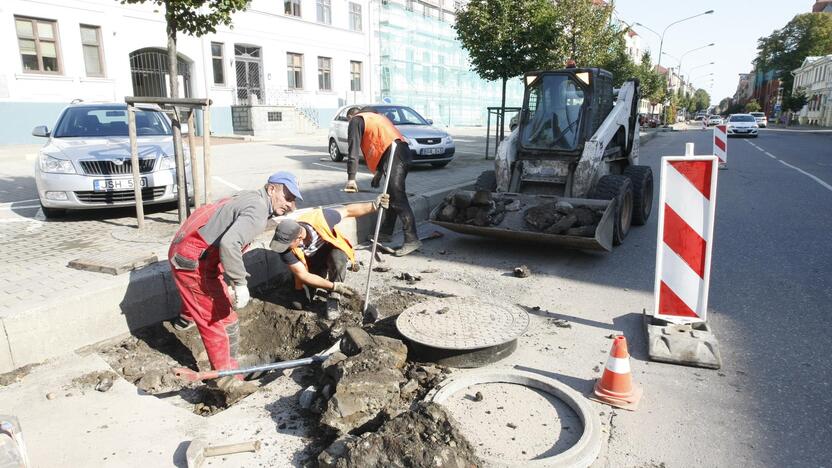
left=430, top=193, right=615, bottom=252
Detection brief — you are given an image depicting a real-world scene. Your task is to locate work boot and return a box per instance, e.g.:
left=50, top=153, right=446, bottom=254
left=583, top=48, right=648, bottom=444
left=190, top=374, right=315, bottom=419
left=325, top=292, right=342, bottom=321
left=216, top=376, right=259, bottom=405
left=171, top=315, right=195, bottom=331
left=394, top=240, right=422, bottom=257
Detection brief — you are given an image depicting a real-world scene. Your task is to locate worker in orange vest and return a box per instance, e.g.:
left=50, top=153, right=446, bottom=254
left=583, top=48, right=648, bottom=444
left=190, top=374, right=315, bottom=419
left=343, top=107, right=420, bottom=256
left=270, top=194, right=389, bottom=319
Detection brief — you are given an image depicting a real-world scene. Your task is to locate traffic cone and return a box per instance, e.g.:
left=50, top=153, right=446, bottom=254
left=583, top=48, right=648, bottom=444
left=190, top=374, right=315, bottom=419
left=590, top=335, right=642, bottom=411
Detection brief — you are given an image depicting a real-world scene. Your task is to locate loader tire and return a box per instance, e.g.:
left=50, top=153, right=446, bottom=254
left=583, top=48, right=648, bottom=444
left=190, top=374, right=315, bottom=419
left=591, top=175, right=633, bottom=246
left=475, top=170, right=498, bottom=192
left=623, top=165, right=653, bottom=226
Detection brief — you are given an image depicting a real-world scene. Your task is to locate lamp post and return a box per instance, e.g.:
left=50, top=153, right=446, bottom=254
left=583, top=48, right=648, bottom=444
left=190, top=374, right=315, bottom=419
left=678, top=44, right=715, bottom=91
left=654, top=10, right=715, bottom=70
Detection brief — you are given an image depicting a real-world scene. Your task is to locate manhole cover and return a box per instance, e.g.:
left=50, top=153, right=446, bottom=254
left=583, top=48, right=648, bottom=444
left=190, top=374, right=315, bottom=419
left=396, top=297, right=529, bottom=351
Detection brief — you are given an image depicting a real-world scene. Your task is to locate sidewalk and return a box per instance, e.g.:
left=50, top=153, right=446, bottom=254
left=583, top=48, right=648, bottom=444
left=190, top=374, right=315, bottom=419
left=764, top=123, right=832, bottom=134
left=0, top=128, right=492, bottom=372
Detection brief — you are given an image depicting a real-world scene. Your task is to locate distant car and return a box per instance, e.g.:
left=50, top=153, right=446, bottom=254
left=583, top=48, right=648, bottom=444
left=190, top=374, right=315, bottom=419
left=327, top=104, right=455, bottom=168
left=706, top=115, right=724, bottom=127
left=33, top=103, right=191, bottom=218
left=726, top=113, right=759, bottom=138
left=694, top=115, right=706, bottom=121
left=749, top=112, right=768, bottom=128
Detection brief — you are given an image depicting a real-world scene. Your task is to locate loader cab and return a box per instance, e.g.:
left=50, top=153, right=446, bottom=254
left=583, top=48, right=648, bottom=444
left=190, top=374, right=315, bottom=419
left=518, top=68, right=614, bottom=159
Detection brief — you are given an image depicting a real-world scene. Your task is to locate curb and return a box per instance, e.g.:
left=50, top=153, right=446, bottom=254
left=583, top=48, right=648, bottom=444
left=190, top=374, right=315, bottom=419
left=0, top=182, right=473, bottom=373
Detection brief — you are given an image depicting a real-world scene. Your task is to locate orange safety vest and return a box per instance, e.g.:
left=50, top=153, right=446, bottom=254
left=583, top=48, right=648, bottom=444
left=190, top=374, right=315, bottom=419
left=357, top=112, right=403, bottom=172
left=290, top=208, right=355, bottom=289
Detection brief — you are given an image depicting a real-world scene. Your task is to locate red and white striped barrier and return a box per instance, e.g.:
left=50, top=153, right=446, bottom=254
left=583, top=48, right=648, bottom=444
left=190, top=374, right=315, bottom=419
left=653, top=156, right=719, bottom=324
left=713, top=125, right=727, bottom=168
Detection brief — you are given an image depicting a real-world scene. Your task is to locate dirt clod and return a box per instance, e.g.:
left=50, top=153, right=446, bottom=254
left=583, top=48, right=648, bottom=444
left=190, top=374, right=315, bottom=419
left=46, top=392, right=56, bottom=400
left=473, top=391, right=484, bottom=402
left=507, top=422, right=518, bottom=429
left=372, top=266, right=390, bottom=273
left=514, top=265, right=531, bottom=278
left=317, top=402, right=480, bottom=468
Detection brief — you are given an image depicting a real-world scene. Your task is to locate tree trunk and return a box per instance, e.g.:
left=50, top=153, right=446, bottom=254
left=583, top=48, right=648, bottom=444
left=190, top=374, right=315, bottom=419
left=166, top=1, right=188, bottom=222
left=499, top=76, right=507, bottom=143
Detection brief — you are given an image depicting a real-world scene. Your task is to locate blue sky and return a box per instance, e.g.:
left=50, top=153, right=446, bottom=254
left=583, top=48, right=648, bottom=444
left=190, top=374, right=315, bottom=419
left=612, top=0, right=811, bottom=102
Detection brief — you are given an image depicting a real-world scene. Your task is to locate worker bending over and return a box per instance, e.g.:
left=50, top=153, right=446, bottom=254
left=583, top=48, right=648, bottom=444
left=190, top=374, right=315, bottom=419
left=343, top=107, right=420, bottom=256
left=168, top=171, right=301, bottom=401
left=270, top=194, right=389, bottom=319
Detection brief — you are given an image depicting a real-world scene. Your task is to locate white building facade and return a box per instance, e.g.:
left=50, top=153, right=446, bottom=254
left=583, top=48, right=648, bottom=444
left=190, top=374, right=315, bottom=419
left=0, top=0, right=374, bottom=143
left=792, top=55, right=832, bottom=127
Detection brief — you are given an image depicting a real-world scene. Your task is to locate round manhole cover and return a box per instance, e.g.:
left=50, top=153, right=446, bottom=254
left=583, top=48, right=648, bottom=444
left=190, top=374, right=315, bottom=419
left=396, top=297, right=529, bottom=351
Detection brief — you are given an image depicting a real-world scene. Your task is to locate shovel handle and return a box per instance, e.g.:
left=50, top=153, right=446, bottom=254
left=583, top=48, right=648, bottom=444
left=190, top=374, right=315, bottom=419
left=204, top=440, right=261, bottom=457
left=172, top=367, right=219, bottom=382
left=364, top=141, right=398, bottom=313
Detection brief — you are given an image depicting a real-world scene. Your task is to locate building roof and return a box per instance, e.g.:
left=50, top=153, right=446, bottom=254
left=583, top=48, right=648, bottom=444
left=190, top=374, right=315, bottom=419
left=813, top=0, right=832, bottom=12
left=627, top=29, right=638, bottom=37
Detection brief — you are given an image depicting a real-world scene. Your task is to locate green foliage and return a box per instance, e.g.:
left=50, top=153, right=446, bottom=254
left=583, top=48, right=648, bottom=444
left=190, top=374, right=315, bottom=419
left=634, top=52, right=666, bottom=105
left=692, top=89, right=710, bottom=112
left=454, top=0, right=558, bottom=82
left=744, top=99, right=762, bottom=113
left=121, top=0, right=249, bottom=36
left=783, top=88, right=807, bottom=112
left=754, top=13, right=832, bottom=96
left=718, top=97, right=732, bottom=113
left=547, top=0, right=622, bottom=70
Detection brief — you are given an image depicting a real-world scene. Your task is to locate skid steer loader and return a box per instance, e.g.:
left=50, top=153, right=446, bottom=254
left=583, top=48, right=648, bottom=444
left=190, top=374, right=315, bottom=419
left=431, top=67, right=653, bottom=252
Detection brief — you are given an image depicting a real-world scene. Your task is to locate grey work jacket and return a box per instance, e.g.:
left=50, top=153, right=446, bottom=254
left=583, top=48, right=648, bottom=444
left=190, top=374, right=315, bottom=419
left=198, top=188, right=272, bottom=286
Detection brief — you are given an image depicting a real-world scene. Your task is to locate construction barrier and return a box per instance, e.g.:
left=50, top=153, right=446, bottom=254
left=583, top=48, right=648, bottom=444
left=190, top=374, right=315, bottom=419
left=590, top=335, right=642, bottom=411
left=713, top=125, right=727, bottom=169
left=653, top=156, right=719, bottom=324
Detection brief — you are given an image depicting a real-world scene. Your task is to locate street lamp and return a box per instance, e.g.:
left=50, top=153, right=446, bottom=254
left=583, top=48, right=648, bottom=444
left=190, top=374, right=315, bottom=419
left=679, top=44, right=715, bottom=83
left=654, top=10, right=715, bottom=70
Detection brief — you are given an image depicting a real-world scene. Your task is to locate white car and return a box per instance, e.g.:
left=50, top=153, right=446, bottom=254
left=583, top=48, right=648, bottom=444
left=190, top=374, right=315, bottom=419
left=33, top=103, right=191, bottom=218
left=726, top=114, right=759, bottom=138
left=706, top=115, right=724, bottom=126
left=749, top=112, right=768, bottom=128
left=327, top=104, right=455, bottom=168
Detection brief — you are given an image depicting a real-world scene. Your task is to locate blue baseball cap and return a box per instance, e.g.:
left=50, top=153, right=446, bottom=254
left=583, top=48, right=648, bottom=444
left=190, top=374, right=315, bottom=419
left=267, top=171, right=302, bottom=200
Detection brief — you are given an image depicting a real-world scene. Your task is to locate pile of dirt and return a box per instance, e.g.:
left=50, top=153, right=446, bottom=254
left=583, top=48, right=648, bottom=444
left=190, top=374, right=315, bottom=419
left=317, top=402, right=481, bottom=468
left=435, top=190, right=515, bottom=227
left=523, top=201, right=603, bottom=237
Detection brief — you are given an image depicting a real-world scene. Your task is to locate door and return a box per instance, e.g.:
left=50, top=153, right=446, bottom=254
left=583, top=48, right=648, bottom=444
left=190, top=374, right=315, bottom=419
left=234, top=45, right=262, bottom=104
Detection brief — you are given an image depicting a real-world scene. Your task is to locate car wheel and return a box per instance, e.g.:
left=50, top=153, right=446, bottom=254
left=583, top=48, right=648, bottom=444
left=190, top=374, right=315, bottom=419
left=40, top=203, right=66, bottom=219
left=431, top=161, right=450, bottom=168
left=329, top=139, right=344, bottom=162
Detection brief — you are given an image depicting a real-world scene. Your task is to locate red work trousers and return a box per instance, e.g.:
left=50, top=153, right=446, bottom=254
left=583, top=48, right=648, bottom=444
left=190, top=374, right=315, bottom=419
left=168, top=204, right=239, bottom=372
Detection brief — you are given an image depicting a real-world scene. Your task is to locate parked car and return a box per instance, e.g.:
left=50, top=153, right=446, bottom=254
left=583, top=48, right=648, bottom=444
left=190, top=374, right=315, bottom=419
left=749, top=112, right=768, bottom=128
left=33, top=103, right=191, bottom=218
left=328, top=104, right=455, bottom=168
left=706, top=115, right=724, bottom=127
left=726, top=114, right=759, bottom=138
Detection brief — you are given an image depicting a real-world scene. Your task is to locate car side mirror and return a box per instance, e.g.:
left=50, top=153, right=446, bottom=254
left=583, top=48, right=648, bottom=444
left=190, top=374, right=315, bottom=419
left=32, top=126, right=50, bottom=138
left=426, top=119, right=433, bottom=125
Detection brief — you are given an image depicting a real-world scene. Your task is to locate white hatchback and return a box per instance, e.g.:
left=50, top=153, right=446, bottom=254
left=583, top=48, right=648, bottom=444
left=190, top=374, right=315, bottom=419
left=726, top=114, right=759, bottom=138
left=749, top=112, right=768, bottom=128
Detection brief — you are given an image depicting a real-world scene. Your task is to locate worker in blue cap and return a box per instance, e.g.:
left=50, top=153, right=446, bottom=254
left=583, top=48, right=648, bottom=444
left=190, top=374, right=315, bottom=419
left=167, top=171, right=301, bottom=402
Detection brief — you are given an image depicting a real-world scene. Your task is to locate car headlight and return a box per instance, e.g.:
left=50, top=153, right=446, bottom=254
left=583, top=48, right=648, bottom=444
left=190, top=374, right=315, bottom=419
left=158, top=154, right=191, bottom=170
left=39, top=153, right=76, bottom=174
left=443, top=135, right=454, bottom=145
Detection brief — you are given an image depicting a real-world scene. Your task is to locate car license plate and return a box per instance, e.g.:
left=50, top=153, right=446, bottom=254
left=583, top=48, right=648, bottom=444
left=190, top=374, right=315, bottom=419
left=93, top=177, right=148, bottom=191
left=421, top=148, right=443, bottom=156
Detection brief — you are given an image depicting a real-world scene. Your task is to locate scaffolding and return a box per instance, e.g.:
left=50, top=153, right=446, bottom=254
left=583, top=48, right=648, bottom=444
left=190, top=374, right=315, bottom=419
left=377, top=1, right=524, bottom=127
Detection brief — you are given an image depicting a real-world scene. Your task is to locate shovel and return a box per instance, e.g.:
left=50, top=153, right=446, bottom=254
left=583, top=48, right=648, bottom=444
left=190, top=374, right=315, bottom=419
left=173, top=355, right=328, bottom=382
left=363, top=141, right=398, bottom=315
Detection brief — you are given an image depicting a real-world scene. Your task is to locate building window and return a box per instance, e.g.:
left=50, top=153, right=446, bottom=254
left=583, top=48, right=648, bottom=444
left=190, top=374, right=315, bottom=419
left=317, top=0, right=332, bottom=24
left=350, top=61, right=362, bottom=91
left=211, top=42, right=225, bottom=85
left=349, top=2, right=362, bottom=31
left=15, top=16, right=61, bottom=73
left=79, top=25, right=104, bottom=77
left=285, top=0, right=301, bottom=17
left=268, top=111, right=283, bottom=122
left=287, top=53, right=304, bottom=90
left=318, top=56, right=332, bottom=91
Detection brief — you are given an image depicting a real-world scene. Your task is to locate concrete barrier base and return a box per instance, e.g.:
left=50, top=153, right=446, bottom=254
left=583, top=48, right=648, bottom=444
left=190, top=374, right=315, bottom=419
left=644, top=313, right=722, bottom=369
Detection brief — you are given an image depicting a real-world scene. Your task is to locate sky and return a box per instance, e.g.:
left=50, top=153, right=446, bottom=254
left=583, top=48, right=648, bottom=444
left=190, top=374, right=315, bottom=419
left=612, top=0, right=811, bottom=102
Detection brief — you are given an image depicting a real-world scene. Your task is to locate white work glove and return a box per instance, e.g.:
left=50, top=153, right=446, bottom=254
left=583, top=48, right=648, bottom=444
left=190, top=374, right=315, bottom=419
left=373, top=193, right=390, bottom=210
left=230, top=284, right=250, bottom=310
left=344, top=180, right=359, bottom=193
left=332, top=282, right=358, bottom=297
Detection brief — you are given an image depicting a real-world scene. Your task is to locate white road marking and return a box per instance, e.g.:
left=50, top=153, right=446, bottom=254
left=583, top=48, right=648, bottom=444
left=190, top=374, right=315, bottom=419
left=747, top=141, right=832, bottom=193
left=25, top=209, right=45, bottom=233
left=212, top=176, right=242, bottom=191
left=0, top=198, right=40, bottom=206
left=312, top=162, right=343, bottom=171
left=0, top=204, right=40, bottom=211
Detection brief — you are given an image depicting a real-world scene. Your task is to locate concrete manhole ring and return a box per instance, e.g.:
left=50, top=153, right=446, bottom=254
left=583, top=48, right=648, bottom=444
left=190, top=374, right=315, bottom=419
left=426, top=370, right=602, bottom=467
left=396, top=297, right=529, bottom=350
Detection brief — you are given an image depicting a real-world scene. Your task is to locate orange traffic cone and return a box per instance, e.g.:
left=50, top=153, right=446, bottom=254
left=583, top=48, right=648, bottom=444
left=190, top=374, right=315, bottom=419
left=590, top=335, right=642, bottom=411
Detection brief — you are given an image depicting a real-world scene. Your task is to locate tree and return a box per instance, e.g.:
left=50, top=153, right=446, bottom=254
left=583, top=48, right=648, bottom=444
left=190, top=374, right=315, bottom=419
left=783, top=88, right=808, bottom=112
left=744, top=99, right=762, bottom=113
left=121, top=0, right=248, bottom=218
left=718, top=97, right=732, bottom=114
left=548, top=0, right=623, bottom=71
left=692, top=89, right=711, bottom=112
left=754, top=13, right=832, bottom=108
left=634, top=52, right=667, bottom=108
left=455, top=0, right=558, bottom=140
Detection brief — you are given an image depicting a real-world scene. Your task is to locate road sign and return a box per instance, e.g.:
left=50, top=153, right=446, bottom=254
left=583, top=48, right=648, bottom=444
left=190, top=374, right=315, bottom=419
left=653, top=156, right=719, bottom=324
